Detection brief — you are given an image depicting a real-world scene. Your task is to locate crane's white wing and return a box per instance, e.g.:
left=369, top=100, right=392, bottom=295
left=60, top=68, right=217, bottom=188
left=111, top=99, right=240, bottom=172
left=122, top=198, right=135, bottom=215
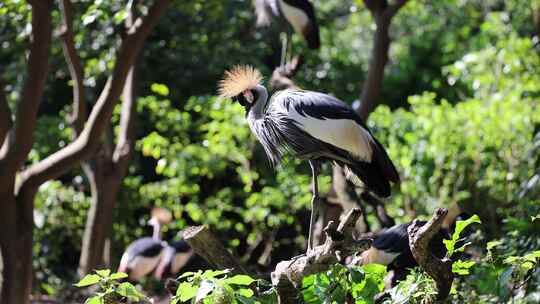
left=269, top=90, right=374, bottom=162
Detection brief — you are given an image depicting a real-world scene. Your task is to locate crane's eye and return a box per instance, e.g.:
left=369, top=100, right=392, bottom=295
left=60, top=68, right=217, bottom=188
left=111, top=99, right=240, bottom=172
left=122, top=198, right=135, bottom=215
left=234, top=94, right=248, bottom=107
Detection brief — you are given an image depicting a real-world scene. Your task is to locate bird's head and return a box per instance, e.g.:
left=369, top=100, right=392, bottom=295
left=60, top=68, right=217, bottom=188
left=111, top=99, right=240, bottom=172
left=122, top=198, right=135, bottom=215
left=218, top=65, right=266, bottom=111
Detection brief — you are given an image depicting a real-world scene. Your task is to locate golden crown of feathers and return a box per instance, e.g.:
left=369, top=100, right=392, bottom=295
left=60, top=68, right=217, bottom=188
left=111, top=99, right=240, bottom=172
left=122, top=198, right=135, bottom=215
left=218, top=65, right=263, bottom=98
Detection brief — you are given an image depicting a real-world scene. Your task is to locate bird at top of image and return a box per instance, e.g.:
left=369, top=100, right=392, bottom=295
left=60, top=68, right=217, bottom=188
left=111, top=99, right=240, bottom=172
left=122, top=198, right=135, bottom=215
left=117, top=207, right=172, bottom=282
left=254, top=0, right=320, bottom=66
left=218, top=65, right=400, bottom=253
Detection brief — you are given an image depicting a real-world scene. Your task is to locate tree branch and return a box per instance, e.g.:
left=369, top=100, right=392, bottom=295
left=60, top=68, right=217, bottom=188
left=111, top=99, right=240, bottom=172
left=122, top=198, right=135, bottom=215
left=113, top=0, right=138, bottom=174
left=0, top=0, right=53, bottom=174
left=16, top=0, right=170, bottom=193
left=407, top=208, right=454, bottom=301
left=271, top=208, right=372, bottom=303
left=182, top=226, right=252, bottom=276
left=59, top=0, right=87, bottom=135
left=357, top=0, right=409, bottom=121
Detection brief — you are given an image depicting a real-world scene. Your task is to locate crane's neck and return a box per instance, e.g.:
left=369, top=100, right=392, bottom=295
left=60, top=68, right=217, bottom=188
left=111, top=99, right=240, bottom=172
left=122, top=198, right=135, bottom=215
left=247, top=85, right=269, bottom=121
left=152, top=222, right=162, bottom=240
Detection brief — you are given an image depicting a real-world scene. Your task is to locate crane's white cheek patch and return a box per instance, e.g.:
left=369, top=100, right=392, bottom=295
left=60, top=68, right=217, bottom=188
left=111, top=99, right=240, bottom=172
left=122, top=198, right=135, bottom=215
left=289, top=109, right=373, bottom=161
left=280, top=0, right=310, bottom=34
left=360, top=247, right=400, bottom=265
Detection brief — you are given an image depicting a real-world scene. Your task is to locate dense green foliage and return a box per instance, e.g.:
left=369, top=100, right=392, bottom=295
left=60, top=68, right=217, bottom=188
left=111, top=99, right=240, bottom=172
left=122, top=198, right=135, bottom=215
left=1, top=0, right=539, bottom=302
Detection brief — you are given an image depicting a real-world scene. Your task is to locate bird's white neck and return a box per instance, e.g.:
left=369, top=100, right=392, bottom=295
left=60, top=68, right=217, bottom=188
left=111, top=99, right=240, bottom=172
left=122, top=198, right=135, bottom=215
left=247, top=85, right=269, bottom=121
left=152, top=222, right=162, bottom=240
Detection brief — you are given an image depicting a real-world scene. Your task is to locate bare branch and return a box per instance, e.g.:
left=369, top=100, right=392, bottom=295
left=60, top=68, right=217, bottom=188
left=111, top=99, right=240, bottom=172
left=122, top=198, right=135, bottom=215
left=182, top=225, right=252, bottom=276
left=113, top=0, right=138, bottom=173
left=59, top=0, right=87, bottom=135
left=17, top=0, right=170, bottom=193
left=357, top=0, right=409, bottom=121
left=0, top=0, right=53, bottom=173
left=408, top=208, right=454, bottom=301
left=271, top=209, right=372, bottom=303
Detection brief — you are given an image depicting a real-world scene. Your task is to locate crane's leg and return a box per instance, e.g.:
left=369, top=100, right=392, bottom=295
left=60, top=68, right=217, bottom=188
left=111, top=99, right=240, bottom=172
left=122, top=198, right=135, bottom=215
left=280, top=32, right=288, bottom=67
left=307, top=160, right=321, bottom=252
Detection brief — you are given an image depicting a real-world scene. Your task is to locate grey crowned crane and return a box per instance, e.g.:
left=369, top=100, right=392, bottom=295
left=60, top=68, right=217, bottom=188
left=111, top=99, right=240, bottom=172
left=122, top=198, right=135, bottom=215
left=358, top=212, right=472, bottom=285
left=117, top=207, right=172, bottom=281
left=218, top=66, right=400, bottom=251
left=153, top=239, right=193, bottom=280
left=255, top=0, right=320, bottom=65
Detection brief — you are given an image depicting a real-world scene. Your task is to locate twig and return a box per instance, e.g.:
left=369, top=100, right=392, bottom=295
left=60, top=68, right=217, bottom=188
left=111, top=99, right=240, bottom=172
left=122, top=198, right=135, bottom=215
left=407, top=208, right=453, bottom=301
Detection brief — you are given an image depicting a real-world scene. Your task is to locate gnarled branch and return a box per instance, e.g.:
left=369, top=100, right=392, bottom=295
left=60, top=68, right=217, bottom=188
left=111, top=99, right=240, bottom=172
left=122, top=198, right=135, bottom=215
left=271, top=208, right=372, bottom=303
left=0, top=0, right=53, bottom=175
left=59, top=0, right=86, bottom=135
left=408, top=208, right=453, bottom=301
left=16, top=0, right=170, bottom=194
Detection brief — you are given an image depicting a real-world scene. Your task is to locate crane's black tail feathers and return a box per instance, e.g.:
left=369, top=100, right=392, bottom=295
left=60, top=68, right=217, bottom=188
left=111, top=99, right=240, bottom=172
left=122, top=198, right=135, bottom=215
left=342, top=139, right=400, bottom=198
left=343, top=161, right=391, bottom=198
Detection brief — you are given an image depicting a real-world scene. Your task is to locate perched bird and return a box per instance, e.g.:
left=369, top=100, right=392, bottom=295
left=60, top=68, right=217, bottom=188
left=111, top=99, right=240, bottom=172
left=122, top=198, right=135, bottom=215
left=255, top=0, right=320, bottom=65
left=218, top=66, right=399, bottom=251
left=153, top=239, right=194, bottom=280
left=117, top=207, right=172, bottom=281
left=358, top=213, right=472, bottom=285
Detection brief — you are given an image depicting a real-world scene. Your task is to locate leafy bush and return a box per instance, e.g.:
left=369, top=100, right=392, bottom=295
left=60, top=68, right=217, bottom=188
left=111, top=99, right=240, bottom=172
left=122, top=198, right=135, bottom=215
left=75, top=269, right=147, bottom=304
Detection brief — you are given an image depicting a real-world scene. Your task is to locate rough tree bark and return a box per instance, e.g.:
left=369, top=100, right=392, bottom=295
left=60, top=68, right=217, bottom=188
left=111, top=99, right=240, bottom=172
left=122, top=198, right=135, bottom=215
left=0, top=1, right=170, bottom=303
left=77, top=0, right=140, bottom=275
left=408, top=208, right=454, bottom=302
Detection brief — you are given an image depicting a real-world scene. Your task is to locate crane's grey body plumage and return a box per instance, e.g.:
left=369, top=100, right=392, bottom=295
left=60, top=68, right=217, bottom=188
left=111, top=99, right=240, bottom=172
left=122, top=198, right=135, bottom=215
left=247, top=88, right=399, bottom=197
left=219, top=66, right=398, bottom=251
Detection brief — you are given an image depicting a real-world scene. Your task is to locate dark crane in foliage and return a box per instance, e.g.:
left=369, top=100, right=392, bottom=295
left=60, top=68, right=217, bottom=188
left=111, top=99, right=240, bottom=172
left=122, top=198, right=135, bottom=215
left=254, top=0, right=320, bottom=65
left=358, top=212, right=472, bottom=285
left=218, top=66, right=399, bottom=251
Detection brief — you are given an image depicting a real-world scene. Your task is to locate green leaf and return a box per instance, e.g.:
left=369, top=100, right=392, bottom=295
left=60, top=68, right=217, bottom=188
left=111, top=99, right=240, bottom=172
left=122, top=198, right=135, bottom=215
left=95, top=269, right=111, bottom=278
left=446, top=214, right=481, bottom=257
left=84, top=296, right=103, bottom=304
left=454, top=215, right=481, bottom=238
left=237, top=288, right=254, bottom=298
left=224, top=275, right=255, bottom=286
left=452, top=260, right=476, bottom=275
left=178, top=282, right=198, bottom=302
left=151, top=83, right=170, bottom=96
left=201, top=269, right=231, bottom=279
left=116, top=282, right=144, bottom=301
left=74, top=274, right=101, bottom=287
left=109, top=272, right=128, bottom=280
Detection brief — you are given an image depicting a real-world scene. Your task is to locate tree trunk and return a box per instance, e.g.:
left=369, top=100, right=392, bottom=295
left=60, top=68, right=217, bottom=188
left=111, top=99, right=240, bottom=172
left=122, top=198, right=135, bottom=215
left=78, top=160, right=121, bottom=274
left=78, top=53, right=138, bottom=274
left=0, top=183, right=38, bottom=304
